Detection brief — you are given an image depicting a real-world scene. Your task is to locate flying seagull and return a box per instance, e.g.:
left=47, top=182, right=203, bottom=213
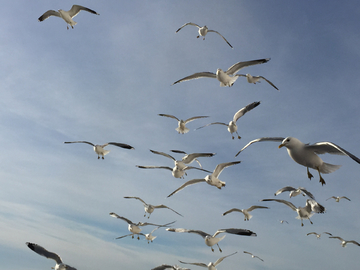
left=222, top=205, right=269, bottom=221
left=196, top=101, right=260, bottom=139
left=306, top=232, right=332, bottom=239
left=116, top=226, right=164, bottom=243
left=326, top=196, right=351, bottom=202
left=109, top=212, right=175, bottom=239
left=167, top=161, right=241, bottom=197
left=136, top=164, right=211, bottom=179
left=260, top=198, right=325, bottom=226
left=235, top=136, right=360, bottom=185
left=159, top=114, right=209, bottom=134
left=329, top=236, right=360, bottom=247
left=169, top=149, right=216, bottom=168
left=274, top=186, right=315, bottom=199
left=123, top=196, right=183, bottom=218
left=237, top=74, right=279, bottom=90
left=179, top=252, right=237, bottom=270
left=243, top=251, right=264, bottom=262
left=38, top=5, right=99, bottom=29
left=64, top=141, right=134, bottom=159
left=152, top=265, right=190, bottom=270
left=176, top=22, right=233, bottom=48
left=172, top=58, right=270, bottom=87
left=166, top=227, right=256, bottom=252
left=25, top=242, right=76, bottom=270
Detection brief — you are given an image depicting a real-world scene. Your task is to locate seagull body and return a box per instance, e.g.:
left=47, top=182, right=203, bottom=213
left=116, top=226, right=163, bottom=243
left=167, top=161, right=241, bottom=197
left=222, top=205, right=269, bottom=221
left=329, top=236, right=360, bottom=247
left=152, top=265, right=190, bottom=270
left=274, top=186, right=315, bottom=199
left=326, top=196, right=351, bottom=202
left=172, top=58, right=270, bottom=87
left=64, top=141, right=134, bottom=159
left=238, top=73, right=278, bottom=90
left=159, top=114, right=209, bottom=134
left=25, top=242, right=76, bottom=270
left=261, top=198, right=325, bottom=226
left=236, top=136, right=360, bottom=185
left=166, top=228, right=256, bottom=252
left=109, top=212, right=174, bottom=239
left=169, top=150, right=216, bottom=168
left=243, top=251, right=264, bottom=261
left=123, top=196, right=183, bottom=218
left=179, top=252, right=237, bottom=270
left=176, top=22, right=233, bottom=48
left=307, top=232, right=332, bottom=239
left=38, top=5, right=99, bottom=29
left=196, top=101, right=260, bottom=139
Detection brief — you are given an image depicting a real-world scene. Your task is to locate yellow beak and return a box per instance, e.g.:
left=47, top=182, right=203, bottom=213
left=278, top=144, right=285, bottom=148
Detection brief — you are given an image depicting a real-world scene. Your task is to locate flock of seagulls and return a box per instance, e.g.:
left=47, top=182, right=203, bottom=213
left=24, top=4, right=360, bottom=270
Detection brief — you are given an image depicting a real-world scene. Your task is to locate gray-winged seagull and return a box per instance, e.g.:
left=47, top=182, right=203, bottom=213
left=159, top=114, right=209, bottom=134
left=179, top=252, right=237, bottom=270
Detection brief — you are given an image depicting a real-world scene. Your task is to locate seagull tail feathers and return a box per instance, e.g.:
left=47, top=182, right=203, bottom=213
left=320, top=163, right=342, bottom=174
left=103, top=150, right=110, bottom=156
left=176, top=127, right=190, bottom=134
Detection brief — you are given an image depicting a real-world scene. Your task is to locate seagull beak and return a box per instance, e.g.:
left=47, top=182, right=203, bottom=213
left=278, top=143, right=285, bottom=148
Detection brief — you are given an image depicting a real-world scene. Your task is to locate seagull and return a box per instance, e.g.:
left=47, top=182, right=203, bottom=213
left=166, top=228, right=256, bottom=252
left=279, top=220, right=289, bottom=224
left=306, top=232, right=332, bottom=239
left=222, top=205, right=269, bottom=221
left=167, top=161, right=241, bottom=197
left=179, top=252, right=237, bottom=270
left=123, top=196, right=183, bottom=218
left=38, top=5, right=99, bottom=29
left=136, top=164, right=211, bottom=179
left=64, top=141, right=134, bottom=159
left=109, top=212, right=175, bottom=239
left=243, top=251, right=264, bottom=262
left=159, top=114, right=209, bottom=134
left=172, top=58, right=270, bottom=87
left=274, top=186, right=315, bottom=199
left=329, top=236, right=360, bottom=247
left=237, top=74, right=279, bottom=90
left=116, top=226, right=163, bottom=243
left=25, top=242, right=76, bottom=270
left=169, top=150, right=216, bottom=168
left=196, top=101, right=260, bottom=139
left=235, top=136, right=360, bottom=185
left=176, top=22, right=233, bottom=48
left=326, top=196, right=351, bottom=202
left=260, top=198, right=326, bottom=226
left=152, top=265, right=190, bottom=270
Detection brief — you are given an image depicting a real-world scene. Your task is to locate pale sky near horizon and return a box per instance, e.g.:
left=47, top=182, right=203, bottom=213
left=1, top=1, right=360, bottom=269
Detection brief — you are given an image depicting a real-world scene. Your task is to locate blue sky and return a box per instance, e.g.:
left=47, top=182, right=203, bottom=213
left=1, top=0, right=360, bottom=269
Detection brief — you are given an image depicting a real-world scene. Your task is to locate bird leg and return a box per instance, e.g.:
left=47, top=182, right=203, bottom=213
left=217, top=243, right=222, bottom=252
left=211, top=247, right=214, bottom=252
left=301, top=219, right=304, bottom=227
left=236, top=131, right=241, bottom=139
left=131, top=235, right=134, bottom=239
left=317, top=167, right=326, bottom=185
left=232, top=135, right=235, bottom=139
left=197, top=35, right=200, bottom=38
left=98, top=156, right=100, bottom=159
left=308, top=218, right=313, bottom=225
left=307, top=167, right=313, bottom=180
left=102, top=156, right=105, bottom=159
left=137, top=235, right=140, bottom=240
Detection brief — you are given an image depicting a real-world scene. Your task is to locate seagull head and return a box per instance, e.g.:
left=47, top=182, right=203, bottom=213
left=279, top=137, right=302, bottom=149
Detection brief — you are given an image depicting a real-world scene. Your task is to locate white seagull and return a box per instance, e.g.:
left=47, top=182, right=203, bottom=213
left=169, top=149, right=216, bottom=168
left=172, top=58, right=270, bottom=87
left=152, top=265, right=190, bottom=270
left=237, top=73, right=279, bottom=90
left=38, top=5, right=99, bottom=29
left=167, top=161, right=241, bottom=197
left=196, top=101, right=260, bottom=139
left=306, top=232, right=332, bottom=239
left=109, top=212, right=175, bottom=239
left=243, top=251, right=264, bottom=262
left=329, top=236, right=360, bottom=247
left=222, top=205, right=269, bottom=221
left=159, top=114, right=209, bottom=134
left=235, top=136, right=360, bottom=185
left=179, top=252, right=237, bottom=270
left=274, top=186, right=315, bottom=199
left=326, top=196, right=351, bottom=202
left=260, top=198, right=326, bottom=226
left=176, top=22, right=233, bottom=48
left=64, top=141, right=134, bottom=159
left=116, top=226, right=164, bottom=243
left=166, top=228, right=256, bottom=252
left=25, top=242, right=76, bottom=270
left=123, top=196, right=183, bottom=218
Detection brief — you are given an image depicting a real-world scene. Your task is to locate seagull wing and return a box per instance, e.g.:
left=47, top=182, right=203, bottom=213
left=306, top=199, right=325, bottom=213
left=306, top=232, right=318, bottom=236
left=274, top=186, right=296, bottom=196
left=214, top=228, right=257, bottom=237
left=107, top=142, right=134, bottom=149
left=225, top=58, right=270, bottom=75
left=183, top=166, right=212, bottom=173
left=153, top=205, right=183, bottom=217
left=170, top=150, right=187, bottom=154
left=213, top=252, right=237, bottom=266
left=207, top=30, right=233, bottom=48
left=38, top=10, right=60, bottom=21
left=178, top=261, right=207, bottom=268
left=115, top=233, right=144, bottom=240
left=182, top=153, right=216, bottom=164
left=233, top=101, right=261, bottom=122
left=299, top=187, right=315, bottom=199
left=212, top=161, right=241, bottom=178
left=109, top=213, right=133, bottom=224
left=26, top=242, right=62, bottom=264
left=158, top=114, right=180, bottom=121
left=323, top=232, right=333, bottom=236
left=329, top=236, right=344, bottom=241
left=195, top=122, right=229, bottom=130
left=172, top=72, right=217, bottom=85
left=175, top=22, right=201, bottom=32
left=326, top=196, right=337, bottom=201
left=348, top=240, right=360, bottom=246
left=260, top=199, right=298, bottom=212
left=68, top=5, right=99, bottom=18
left=136, top=165, right=173, bottom=171
left=150, top=150, right=176, bottom=161
left=184, top=116, right=209, bottom=124
left=151, top=264, right=176, bottom=270
left=167, top=179, right=206, bottom=198
left=247, top=205, right=269, bottom=212
left=235, top=137, right=285, bottom=157
left=258, top=76, right=279, bottom=90
left=166, top=228, right=210, bottom=239
left=64, top=141, right=95, bottom=146
left=123, top=196, right=147, bottom=205
left=340, top=196, right=351, bottom=201
left=306, top=142, right=360, bottom=164
left=222, top=208, right=243, bottom=216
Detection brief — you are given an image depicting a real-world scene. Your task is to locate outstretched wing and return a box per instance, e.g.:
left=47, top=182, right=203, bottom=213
left=235, top=137, right=285, bottom=157
left=259, top=76, right=279, bottom=90
left=222, top=208, right=243, bottom=216
left=207, top=29, right=233, bottom=48
left=213, top=161, right=241, bottom=178
left=150, top=149, right=176, bottom=161
left=306, top=142, right=360, bottom=164
left=153, top=204, right=183, bottom=217
left=64, top=141, right=95, bottom=146
left=109, top=212, right=133, bottom=224
left=123, top=196, right=147, bottom=205
left=213, top=252, right=238, bottom=266
left=233, top=101, right=261, bottom=123
left=178, top=261, right=207, bottom=268
left=166, top=228, right=210, bottom=239
left=175, top=22, right=201, bottom=32
left=38, top=10, right=60, bottom=21
left=136, top=165, right=173, bottom=171
left=226, top=58, right=270, bottom=75
left=167, top=179, right=206, bottom=198
left=68, top=5, right=99, bottom=18
left=260, top=199, right=297, bottom=211
left=247, top=205, right=269, bottom=212
left=159, top=114, right=180, bottom=122
left=184, top=116, right=209, bottom=124
left=107, top=142, right=134, bottom=149
left=26, top=242, right=62, bottom=264
left=172, top=72, right=217, bottom=85
left=195, top=122, right=228, bottom=130
left=214, top=228, right=257, bottom=237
